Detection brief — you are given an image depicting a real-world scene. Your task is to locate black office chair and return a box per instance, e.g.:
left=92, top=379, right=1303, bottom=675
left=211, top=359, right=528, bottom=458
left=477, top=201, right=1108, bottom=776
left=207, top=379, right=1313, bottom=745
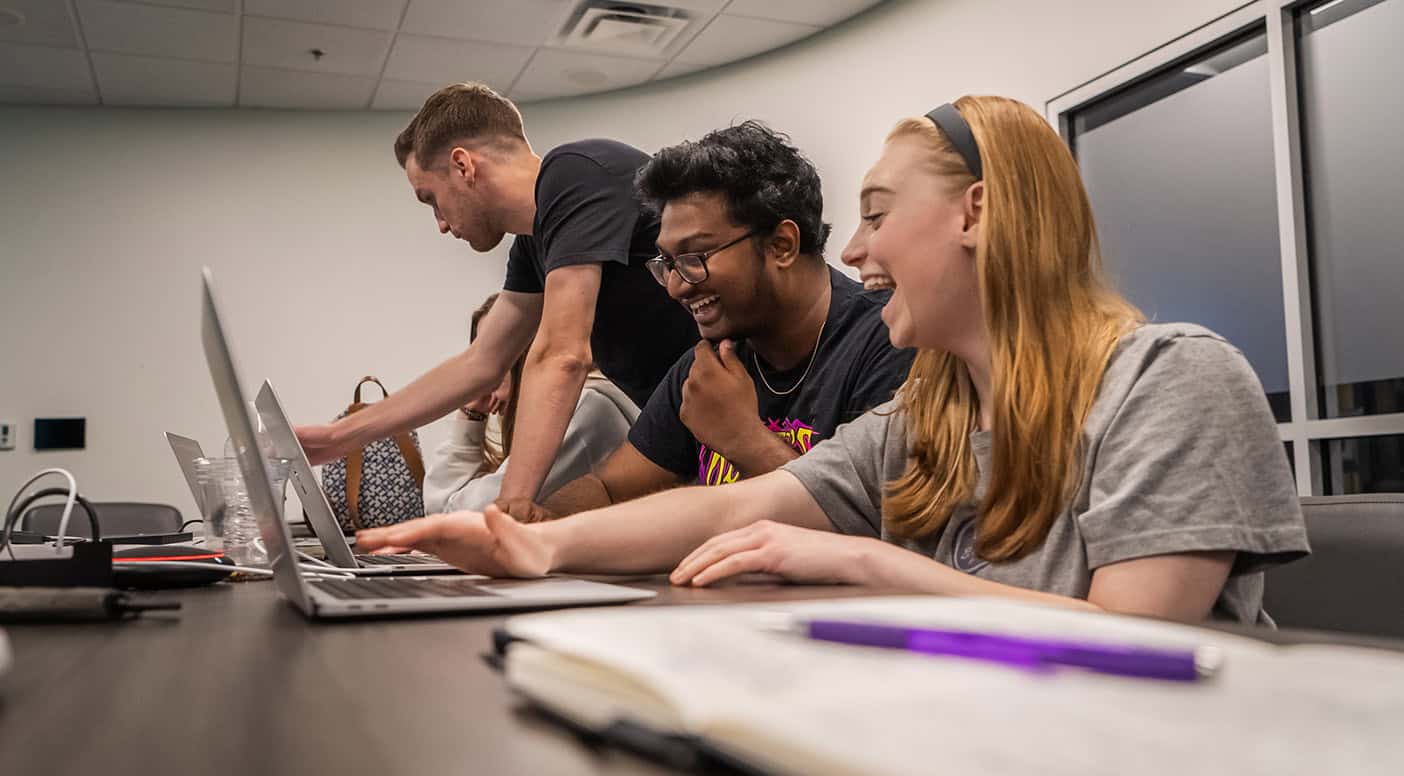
left=20, top=501, right=186, bottom=539
left=1262, top=494, right=1404, bottom=639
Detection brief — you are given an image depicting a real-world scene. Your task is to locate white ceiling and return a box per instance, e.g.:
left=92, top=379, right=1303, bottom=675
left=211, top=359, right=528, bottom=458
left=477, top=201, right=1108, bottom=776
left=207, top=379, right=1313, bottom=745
left=0, top=0, right=884, bottom=109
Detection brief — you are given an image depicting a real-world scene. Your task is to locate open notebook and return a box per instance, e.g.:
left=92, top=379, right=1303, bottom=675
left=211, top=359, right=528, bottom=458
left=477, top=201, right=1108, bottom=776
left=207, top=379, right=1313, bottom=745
left=501, top=596, right=1404, bottom=775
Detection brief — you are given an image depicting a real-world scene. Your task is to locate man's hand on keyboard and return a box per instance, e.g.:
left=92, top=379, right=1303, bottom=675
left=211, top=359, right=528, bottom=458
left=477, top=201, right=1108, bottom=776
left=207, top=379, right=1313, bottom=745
left=356, top=506, right=552, bottom=578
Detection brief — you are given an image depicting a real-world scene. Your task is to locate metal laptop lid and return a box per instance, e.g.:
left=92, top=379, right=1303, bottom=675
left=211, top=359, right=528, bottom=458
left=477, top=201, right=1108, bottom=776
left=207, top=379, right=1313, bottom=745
left=199, top=268, right=312, bottom=613
left=254, top=380, right=359, bottom=568
left=0, top=627, right=10, bottom=682
left=164, top=432, right=207, bottom=514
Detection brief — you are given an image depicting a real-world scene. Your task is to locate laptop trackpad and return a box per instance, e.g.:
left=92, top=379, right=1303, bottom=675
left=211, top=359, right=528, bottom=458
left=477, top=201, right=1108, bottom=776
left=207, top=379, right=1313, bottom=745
left=476, top=578, right=620, bottom=599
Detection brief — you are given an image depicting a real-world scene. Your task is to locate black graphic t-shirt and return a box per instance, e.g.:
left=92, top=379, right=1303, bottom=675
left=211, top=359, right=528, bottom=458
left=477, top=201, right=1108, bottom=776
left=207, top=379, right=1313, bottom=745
left=630, top=267, right=916, bottom=484
left=502, top=139, right=701, bottom=409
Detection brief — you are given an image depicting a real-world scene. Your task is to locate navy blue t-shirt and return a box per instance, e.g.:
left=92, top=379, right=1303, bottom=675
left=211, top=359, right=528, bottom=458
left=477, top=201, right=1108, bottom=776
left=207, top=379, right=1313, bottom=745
left=629, top=267, right=915, bottom=484
left=502, top=139, right=700, bottom=409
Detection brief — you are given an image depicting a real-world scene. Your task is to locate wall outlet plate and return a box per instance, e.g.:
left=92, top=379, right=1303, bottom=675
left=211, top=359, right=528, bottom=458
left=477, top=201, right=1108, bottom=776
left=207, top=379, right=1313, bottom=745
left=0, top=421, right=14, bottom=450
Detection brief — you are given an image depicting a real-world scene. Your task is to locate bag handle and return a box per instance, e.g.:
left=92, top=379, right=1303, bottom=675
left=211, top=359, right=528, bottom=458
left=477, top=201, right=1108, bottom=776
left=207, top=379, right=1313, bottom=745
left=342, top=376, right=426, bottom=530
left=352, top=376, right=388, bottom=404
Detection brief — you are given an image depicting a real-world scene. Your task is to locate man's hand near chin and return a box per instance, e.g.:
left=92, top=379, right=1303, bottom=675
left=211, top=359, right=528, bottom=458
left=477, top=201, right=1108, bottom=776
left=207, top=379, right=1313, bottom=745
left=493, top=497, right=558, bottom=524
left=681, top=340, right=798, bottom=476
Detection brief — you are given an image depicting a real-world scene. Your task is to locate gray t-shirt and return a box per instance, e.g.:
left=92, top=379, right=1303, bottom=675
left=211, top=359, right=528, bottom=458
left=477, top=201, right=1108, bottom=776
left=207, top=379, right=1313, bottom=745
left=782, top=323, right=1310, bottom=625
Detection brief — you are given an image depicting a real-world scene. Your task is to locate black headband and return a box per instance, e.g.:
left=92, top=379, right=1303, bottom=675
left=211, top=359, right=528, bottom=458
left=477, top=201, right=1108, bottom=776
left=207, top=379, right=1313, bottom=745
left=925, top=103, right=983, bottom=181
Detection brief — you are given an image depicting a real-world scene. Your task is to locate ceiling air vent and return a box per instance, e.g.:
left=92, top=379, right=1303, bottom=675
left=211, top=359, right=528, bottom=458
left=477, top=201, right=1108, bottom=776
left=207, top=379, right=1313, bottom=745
left=556, top=2, right=692, bottom=58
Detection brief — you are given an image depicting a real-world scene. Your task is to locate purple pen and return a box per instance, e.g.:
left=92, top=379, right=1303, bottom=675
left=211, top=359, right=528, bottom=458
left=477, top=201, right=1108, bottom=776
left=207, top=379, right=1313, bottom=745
left=1011, top=638, right=1209, bottom=681
left=800, top=619, right=1218, bottom=681
left=804, top=620, right=1050, bottom=672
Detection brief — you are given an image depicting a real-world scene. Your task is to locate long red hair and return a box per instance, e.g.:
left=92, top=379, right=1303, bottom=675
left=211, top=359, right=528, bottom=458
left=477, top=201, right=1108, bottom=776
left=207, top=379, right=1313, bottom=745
left=882, top=96, right=1143, bottom=561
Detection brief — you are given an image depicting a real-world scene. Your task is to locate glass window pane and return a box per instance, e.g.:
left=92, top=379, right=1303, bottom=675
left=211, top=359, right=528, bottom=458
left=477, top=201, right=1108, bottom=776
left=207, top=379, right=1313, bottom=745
left=1069, top=30, right=1291, bottom=422
left=1297, top=0, right=1404, bottom=419
left=1322, top=435, right=1404, bottom=494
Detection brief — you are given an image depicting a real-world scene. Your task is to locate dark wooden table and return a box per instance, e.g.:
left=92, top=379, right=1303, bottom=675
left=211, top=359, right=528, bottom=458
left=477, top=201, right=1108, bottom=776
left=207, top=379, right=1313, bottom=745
left=0, top=576, right=902, bottom=776
left=4, top=576, right=1400, bottom=776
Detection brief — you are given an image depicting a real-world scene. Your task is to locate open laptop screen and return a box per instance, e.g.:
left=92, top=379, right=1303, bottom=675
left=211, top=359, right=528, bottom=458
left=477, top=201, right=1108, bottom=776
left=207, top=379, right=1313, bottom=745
left=200, top=268, right=311, bottom=612
left=255, top=381, right=359, bottom=568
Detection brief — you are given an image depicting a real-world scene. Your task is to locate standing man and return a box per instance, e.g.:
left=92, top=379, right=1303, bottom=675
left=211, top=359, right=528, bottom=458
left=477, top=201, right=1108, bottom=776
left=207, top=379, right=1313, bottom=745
left=297, top=83, right=700, bottom=504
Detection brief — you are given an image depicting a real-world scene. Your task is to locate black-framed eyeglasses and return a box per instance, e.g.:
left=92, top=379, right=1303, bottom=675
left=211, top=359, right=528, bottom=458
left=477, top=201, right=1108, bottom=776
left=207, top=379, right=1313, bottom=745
left=645, top=230, right=756, bottom=287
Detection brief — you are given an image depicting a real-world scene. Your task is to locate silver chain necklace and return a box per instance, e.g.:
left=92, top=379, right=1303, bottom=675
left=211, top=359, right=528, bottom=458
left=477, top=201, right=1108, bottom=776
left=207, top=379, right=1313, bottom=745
left=752, top=317, right=828, bottom=396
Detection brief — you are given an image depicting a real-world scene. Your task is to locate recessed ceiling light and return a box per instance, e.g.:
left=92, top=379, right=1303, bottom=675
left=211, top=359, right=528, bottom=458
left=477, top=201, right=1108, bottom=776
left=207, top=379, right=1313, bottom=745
left=565, top=68, right=608, bottom=87
left=0, top=8, right=26, bottom=27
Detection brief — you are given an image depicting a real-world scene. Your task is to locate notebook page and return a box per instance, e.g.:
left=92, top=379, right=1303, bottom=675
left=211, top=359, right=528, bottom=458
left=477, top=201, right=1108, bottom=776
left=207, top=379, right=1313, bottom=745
left=505, top=596, right=1404, bottom=775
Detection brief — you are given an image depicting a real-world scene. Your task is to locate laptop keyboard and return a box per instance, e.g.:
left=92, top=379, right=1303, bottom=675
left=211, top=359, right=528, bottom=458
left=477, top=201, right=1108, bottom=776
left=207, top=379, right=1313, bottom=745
left=355, top=553, right=441, bottom=566
left=310, top=577, right=498, bottom=600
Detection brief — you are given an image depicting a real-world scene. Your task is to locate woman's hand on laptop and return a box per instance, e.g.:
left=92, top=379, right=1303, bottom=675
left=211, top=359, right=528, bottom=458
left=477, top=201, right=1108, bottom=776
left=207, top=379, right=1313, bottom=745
left=355, top=506, right=553, bottom=578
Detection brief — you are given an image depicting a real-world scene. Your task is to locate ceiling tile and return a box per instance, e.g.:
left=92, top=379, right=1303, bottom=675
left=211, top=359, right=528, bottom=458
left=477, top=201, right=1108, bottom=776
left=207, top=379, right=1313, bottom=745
left=239, top=66, right=377, bottom=109
left=510, top=49, right=661, bottom=102
left=243, top=0, right=410, bottom=31
left=673, top=14, right=819, bottom=67
left=0, top=82, right=98, bottom=105
left=371, top=78, right=440, bottom=111
left=659, top=0, right=730, bottom=10
left=106, top=0, right=239, bottom=10
left=77, top=0, right=238, bottom=62
left=242, top=16, right=392, bottom=76
left=91, top=51, right=235, bottom=105
left=383, top=35, right=531, bottom=93
left=0, top=42, right=93, bottom=90
left=0, top=0, right=876, bottom=109
left=401, top=0, right=572, bottom=47
left=0, top=0, right=79, bottom=48
left=652, top=59, right=712, bottom=82
left=722, top=0, right=880, bottom=27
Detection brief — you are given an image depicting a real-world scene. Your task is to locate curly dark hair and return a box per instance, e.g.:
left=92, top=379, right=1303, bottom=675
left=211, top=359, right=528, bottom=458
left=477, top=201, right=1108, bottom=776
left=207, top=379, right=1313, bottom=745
left=635, top=121, right=831, bottom=257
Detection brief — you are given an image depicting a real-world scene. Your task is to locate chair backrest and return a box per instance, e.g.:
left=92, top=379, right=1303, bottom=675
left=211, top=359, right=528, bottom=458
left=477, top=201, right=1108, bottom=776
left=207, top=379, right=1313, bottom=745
left=1263, top=494, right=1404, bottom=639
left=20, top=502, right=184, bottom=538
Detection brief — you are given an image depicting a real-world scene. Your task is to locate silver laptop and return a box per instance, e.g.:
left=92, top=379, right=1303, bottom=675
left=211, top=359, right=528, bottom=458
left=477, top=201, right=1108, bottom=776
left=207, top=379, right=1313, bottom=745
left=254, top=379, right=461, bottom=575
left=164, top=432, right=209, bottom=515
left=199, top=267, right=655, bottom=617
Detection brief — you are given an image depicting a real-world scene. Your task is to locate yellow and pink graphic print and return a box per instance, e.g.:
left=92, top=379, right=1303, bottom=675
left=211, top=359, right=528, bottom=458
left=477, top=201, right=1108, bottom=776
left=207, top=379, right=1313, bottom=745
left=697, top=418, right=818, bottom=485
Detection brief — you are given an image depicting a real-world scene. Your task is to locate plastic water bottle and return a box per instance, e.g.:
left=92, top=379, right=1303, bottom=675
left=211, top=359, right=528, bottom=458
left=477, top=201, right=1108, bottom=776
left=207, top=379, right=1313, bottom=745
left=219, top=425, right=290, bottom=567
left=222, top=479, right=266, bottom=566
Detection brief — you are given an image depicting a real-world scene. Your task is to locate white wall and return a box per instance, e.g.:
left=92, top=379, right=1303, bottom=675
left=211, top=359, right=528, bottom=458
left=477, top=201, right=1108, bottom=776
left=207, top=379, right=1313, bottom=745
left=0, top=109, right=508, bottom=519
left=0, top=0, right=1245, bottom=520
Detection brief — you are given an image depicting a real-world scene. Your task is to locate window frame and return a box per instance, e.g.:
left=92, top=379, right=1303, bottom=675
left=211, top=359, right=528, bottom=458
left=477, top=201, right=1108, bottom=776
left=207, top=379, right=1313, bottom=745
left=1047, top=0, right=1404, bottom=496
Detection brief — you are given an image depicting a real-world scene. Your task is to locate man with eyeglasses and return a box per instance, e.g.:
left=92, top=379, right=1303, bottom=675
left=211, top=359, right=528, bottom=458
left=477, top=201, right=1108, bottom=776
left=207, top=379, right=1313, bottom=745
left=502, top=121, right=914, bottom=520
left=295, top=83, right=699, bottom=507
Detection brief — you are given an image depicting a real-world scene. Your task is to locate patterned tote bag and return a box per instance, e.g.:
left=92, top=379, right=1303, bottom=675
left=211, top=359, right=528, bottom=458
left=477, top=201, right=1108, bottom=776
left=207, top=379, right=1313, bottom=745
left=320, top=376, right=426, bottom=532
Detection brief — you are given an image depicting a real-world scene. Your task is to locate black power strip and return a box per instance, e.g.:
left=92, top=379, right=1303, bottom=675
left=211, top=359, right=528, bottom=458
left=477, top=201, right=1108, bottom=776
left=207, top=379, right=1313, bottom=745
left=0, top=542, right=115, bottom=587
